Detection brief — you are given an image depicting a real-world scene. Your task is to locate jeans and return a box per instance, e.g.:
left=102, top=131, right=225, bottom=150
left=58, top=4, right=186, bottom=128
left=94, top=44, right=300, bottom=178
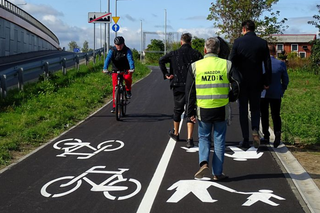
left=198, top=120, right=227, bottom=176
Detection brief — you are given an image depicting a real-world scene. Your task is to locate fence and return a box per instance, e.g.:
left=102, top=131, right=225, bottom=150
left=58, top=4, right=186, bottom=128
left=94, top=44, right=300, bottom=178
left=0, top=48, right=105, bottom=99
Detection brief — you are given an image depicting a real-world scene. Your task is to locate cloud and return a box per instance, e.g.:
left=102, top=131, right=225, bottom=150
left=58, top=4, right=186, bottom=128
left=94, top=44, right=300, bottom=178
left=184, top=16, right=208, bottom=21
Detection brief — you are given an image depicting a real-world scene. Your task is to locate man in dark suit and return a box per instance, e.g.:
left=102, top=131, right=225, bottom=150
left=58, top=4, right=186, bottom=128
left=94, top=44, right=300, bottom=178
left=229, top=20, right=272, bottom=148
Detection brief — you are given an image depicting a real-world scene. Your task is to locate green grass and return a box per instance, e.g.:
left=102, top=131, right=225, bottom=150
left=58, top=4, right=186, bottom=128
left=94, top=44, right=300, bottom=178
left=281, top=68, right=320, bottom=146
left=0, top=59, right=150, bottom=166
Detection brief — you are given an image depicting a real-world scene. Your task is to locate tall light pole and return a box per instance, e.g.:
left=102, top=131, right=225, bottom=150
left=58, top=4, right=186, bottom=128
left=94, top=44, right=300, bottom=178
left=164, top=9, right=167, bottom=55
left=140, top=20, right=143, bottom=61
left=107, top=0, right=110, bottom=53
left=115, top=0, right=118, bottom=37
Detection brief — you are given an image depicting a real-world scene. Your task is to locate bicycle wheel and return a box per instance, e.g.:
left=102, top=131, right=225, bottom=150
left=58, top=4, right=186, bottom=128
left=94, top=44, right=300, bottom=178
left=121, top=89, right=127, bottom=116
left=41, top=176, right=82, bottom=198
left=97, top=140, right=125, bottom=152
left=115, top=86, right=121, bottom=121
left=103, top=178, right=142, bottom=200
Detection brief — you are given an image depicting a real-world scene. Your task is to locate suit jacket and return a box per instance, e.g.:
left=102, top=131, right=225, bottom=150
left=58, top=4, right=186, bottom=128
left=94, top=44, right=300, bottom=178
left=264, top=56, right=289, bottom=99
left=229, top=31, right=272, bottom=90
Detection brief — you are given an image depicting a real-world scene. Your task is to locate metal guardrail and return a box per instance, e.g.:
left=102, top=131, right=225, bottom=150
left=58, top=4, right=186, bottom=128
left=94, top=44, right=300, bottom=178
left=0, top=48, right=105, bottom=98
left=0, top=0, right=59, bottom=46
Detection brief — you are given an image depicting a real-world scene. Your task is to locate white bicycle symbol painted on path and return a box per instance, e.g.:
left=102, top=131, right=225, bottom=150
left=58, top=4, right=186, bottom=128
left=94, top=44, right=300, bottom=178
left=53, top=138, right=124, bottom=159
left=41, top=166, right=141, bottom=200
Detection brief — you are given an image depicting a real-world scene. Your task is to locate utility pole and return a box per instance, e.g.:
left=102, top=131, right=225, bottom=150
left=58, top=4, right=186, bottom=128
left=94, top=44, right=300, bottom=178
left=107, top=0, right=110, bottom=53
left=164, top=9, right=167, bottom=55
left=140, top=20, right=143, bottom=62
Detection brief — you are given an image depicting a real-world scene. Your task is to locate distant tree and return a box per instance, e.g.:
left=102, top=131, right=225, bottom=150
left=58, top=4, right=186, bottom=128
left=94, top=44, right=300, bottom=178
left=145, top=39, right=164, bottom=64
left=308, top=5, right=320, bottom=35
left=308, top=5, right=320, bottom=74
left=207, top=0, right=288, bottom=43
left=82, top=40, right=89, bottom=53
left=192, top=37, right=205, bottom=56
left=132, top=48, right=140, bottom=61
left=68, top=41, right=79, bottom=52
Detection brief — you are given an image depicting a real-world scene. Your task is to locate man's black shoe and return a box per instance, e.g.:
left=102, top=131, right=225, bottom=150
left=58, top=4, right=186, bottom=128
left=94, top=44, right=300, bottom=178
left=239, top=140, right=250, bottom=148
left=274, top=132, right=281, bottom=148
left=111, top=108, right=115, bottom=113
left=126, top=91, right=132, bottom=99
left=186, top=138, right=194, bottom=148
left=168, top=129, right=179, bottom=141
left=260, top=137, right=270, bottom=144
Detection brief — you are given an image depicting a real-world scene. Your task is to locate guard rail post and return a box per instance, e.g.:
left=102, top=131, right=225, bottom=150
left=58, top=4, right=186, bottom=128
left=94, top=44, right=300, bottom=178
left=75, top=55, right=80, bottom=71
left=1, top=74, right=7, bottom=98
left=61, top=58, right=67, bottom=75
left=18, top=68, right=24, bottom=91
left=43, top=62, right=49, bottom=80
left=85, top=53, right=89, bottom=66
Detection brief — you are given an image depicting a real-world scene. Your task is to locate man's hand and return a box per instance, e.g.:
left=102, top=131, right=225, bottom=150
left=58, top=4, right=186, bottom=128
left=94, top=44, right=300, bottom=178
left=190, top=116, right=197, bottom=123
left=166, top=74, right=174, bottom=80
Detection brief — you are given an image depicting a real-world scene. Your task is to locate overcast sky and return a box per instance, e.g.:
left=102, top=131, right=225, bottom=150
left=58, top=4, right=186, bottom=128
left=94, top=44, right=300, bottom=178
left=10, top=0, right=320, bottom=50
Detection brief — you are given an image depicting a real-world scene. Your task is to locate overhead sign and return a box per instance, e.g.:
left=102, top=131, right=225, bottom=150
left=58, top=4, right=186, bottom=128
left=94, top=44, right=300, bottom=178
left=112, top=24, right=120, bottom=32
left=112, top=16, right=120, bottom=24
left=88, top=12, right=112, bottom=23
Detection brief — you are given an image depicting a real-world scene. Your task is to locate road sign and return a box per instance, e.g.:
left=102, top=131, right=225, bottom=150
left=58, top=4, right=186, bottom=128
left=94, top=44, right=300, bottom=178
left=112, top=16, right=120, bottom=24
left=112, top=24, right=120, bottom=32
left=88, top=12, right=112, bottom=23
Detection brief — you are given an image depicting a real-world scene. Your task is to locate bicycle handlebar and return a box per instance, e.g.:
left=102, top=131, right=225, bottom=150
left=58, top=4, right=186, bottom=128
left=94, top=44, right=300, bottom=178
left=102, top=69, right=134, bottom=75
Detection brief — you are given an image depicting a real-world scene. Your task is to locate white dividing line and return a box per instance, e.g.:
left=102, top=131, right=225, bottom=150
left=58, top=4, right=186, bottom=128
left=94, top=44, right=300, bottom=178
left=136, top=115, right=184, bottom=213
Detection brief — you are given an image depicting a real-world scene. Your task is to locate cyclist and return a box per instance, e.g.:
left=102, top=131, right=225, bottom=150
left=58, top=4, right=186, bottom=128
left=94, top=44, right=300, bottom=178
left=103, top=36, right=135, bottom=113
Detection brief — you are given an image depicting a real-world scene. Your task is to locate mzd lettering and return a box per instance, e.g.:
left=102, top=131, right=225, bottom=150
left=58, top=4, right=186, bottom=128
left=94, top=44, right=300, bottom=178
left=201, top=70, right=223, bottom=81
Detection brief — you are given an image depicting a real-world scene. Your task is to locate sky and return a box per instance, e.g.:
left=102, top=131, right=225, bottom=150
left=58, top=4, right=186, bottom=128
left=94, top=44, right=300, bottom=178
left=9, top=0, right=320, bottom=51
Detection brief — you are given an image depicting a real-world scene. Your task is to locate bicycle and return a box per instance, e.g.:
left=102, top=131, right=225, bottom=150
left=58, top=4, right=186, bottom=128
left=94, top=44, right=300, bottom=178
left=53, top=138, right=124, bottom=159
left=104, top=70, right=133, bottom=121
left=41, top=166, right=141, bottom=200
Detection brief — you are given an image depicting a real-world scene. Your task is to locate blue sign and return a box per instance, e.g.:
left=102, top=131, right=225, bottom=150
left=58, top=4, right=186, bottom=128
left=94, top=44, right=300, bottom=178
left=112, top=24, right=120, bottom=32
left=73, top=48, right=80, bottom=53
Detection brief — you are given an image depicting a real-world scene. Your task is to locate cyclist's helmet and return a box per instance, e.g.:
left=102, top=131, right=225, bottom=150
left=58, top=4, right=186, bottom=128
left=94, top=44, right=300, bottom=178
left=114, top=36, right=125, bottom=45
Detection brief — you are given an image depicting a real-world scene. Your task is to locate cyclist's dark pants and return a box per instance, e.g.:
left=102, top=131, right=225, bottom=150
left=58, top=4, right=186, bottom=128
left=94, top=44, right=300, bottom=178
left=172, top=90, right=192, bottom=123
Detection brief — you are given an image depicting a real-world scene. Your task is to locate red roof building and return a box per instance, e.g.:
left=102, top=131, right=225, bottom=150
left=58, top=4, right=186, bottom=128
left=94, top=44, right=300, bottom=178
left=270, top=34, right=317, bottom=58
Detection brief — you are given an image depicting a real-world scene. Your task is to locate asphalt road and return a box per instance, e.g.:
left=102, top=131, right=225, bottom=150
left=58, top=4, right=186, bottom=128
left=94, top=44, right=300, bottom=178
left=0, top=66, right=307, bottom=213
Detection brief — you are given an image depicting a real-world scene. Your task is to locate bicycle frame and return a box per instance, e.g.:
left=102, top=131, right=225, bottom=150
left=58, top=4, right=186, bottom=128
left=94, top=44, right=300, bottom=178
left=60, top=166, right=129, bottom=191
left=113, top=70, right=128, bottom=121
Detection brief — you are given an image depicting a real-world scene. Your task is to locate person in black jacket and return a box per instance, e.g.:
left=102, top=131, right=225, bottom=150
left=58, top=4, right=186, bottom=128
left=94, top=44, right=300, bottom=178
left=159, top=33, right=203, bottom=148
left=229, top=20, right=272, bottom=149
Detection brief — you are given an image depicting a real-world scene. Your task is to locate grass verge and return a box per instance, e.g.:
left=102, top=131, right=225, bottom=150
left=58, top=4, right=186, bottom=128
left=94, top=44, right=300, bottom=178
left=0, top=59, right=150, bottom=166
left=281, top=68, right=320, bottom=146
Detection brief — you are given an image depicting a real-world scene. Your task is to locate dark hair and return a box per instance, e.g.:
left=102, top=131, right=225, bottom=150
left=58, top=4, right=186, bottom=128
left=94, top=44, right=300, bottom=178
left=114, top=36, right=125, bottom=45
left=181, top=33, right=192, bottom=43
left=217, top=37, right=230, bottom=59
left=268, top=44, right=276, bottom=55
left=241, top=20, right=255, bottom=32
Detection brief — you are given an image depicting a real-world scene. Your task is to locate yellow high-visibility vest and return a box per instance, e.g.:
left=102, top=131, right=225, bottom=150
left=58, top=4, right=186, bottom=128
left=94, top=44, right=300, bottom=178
left=194, top=56, right=230, bottom=108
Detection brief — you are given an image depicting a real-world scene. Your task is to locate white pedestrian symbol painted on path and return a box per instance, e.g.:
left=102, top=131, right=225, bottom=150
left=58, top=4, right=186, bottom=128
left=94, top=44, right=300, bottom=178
left=225, top=146, right=263, bottom=161
left=167, top=180, right=285, bottom=206
left=53, top=138, right=124, bottom=159
left=239, top=189, right=286, bottom=206
left=181, top=146, right=263, bottom=161
left=181, top=146, right=213, bottom=153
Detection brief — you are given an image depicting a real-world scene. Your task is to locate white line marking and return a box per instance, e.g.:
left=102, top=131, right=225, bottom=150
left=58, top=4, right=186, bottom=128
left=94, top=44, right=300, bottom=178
left=136, top=114, right=184, bottom=213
